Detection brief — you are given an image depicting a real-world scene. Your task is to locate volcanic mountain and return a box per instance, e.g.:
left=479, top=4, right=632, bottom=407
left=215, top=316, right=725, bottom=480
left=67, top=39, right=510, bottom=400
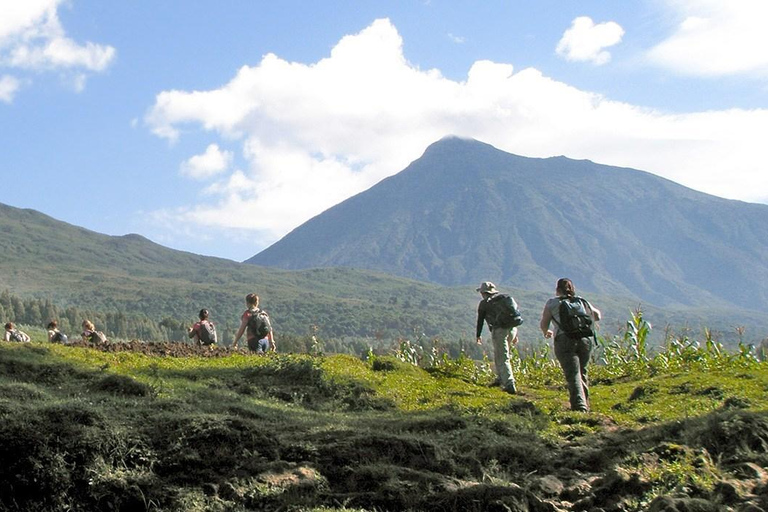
left=248, top=137, right=768, bottom=311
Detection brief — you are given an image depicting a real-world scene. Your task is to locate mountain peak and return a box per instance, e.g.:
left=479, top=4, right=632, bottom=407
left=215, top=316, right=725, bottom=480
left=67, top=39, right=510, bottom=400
left=247, top=139, right=768, bottom=311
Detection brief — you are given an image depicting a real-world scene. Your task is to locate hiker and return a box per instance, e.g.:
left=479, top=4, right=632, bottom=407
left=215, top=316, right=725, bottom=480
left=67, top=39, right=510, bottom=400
left=232, top=293, right=275, bottom=353
left=188, top=309, right=217, bottom=347
left=476, top=281, right=521, bottom=394
left=81, top=320, right=107, bottom=344
left=4, top=322, right=30, bottom=342
left=539, top=278, right=601, bottom=412
left=46, top=320, right=69, bottom=343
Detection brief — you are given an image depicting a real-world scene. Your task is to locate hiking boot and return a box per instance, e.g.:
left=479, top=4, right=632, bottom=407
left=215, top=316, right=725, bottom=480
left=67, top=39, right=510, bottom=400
left=504, top=383, right=517, bottom=395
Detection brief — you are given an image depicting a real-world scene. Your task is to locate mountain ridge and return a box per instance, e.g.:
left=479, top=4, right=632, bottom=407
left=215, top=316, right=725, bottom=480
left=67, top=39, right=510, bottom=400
left=248, top=137, right=768, bottom=312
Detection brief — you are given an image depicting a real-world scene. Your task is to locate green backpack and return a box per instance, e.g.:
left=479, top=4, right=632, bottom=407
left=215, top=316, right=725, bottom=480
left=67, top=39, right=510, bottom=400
left=555, top=296, right=594, bottom=339
left=486, top=294, right=524, bottom=329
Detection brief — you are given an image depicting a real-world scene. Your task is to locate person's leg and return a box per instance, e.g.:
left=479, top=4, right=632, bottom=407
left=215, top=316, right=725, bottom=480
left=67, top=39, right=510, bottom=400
left=491, top=327, right=516, bottom=393
left=575, top=337, right=592, bottom=410
left=554, top=335, right=588, bottom=411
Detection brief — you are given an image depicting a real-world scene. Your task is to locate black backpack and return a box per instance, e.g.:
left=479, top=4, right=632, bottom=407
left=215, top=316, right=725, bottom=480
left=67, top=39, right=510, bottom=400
left=10, top=329, right=30, bottom=342
left=486, top=293, right=524, bottom=329
left=555, top=296, right=594, bottom=339
left=198, top=321, right=217, bottom=345
left=247, top=309, right=272, bottom=339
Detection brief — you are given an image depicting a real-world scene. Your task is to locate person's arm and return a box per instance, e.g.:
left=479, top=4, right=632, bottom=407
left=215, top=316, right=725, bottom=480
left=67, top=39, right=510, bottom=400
left=267, top=330, right=276, bottom=352
left=232, top=313, right=249, bottom=349
left=476, top=302, right=486, bottom=344
left=3, top=331, right=10, bottom=342
left=590, top=304, right=602, bottom=322
left=187, top=323, right=197, bottom=339
left=540, top=304, right=553, bottom=339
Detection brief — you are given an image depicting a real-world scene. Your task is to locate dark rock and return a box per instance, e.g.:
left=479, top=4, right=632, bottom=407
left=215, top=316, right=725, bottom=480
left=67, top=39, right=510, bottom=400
left=560, top=478, right=595, bottom=502
left=714, top=479, right=746, bottom=505
left=218, top=482, right=240, bottom=501
left=648, top=495, right=720, bottom=512
left=531, top=475, right=564, bottom=497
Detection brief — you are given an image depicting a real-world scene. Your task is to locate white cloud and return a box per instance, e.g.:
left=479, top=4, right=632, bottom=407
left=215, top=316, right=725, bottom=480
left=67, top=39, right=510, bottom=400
left=145, top=18, right=768, bottom=252
left=0, top=74, right=20, bottom=102
left=448, top=33, right=466, bottom=44
left=180, top=144, right=233, bottom=180
left=647, top=0, right=768, bottom=76
left=556, top=16, right=624, bottom=65
left=0, top=0, right=115, bottom=94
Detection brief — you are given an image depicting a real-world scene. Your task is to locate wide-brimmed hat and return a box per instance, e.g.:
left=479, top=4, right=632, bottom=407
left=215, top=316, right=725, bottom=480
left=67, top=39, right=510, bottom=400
left=476, top=281, right=498, bottom=294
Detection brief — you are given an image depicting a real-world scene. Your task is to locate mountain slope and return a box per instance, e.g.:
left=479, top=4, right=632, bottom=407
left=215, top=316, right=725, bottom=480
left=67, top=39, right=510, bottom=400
left=0, top=202, right=480, bottom=340
left=248, top=137, right=768, bottom=311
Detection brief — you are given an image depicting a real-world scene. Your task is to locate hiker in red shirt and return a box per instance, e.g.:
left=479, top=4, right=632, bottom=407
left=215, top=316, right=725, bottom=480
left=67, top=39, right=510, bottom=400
left=188, top=308, right=217, bottom=347
left=232, top=293, right=275, bottom=353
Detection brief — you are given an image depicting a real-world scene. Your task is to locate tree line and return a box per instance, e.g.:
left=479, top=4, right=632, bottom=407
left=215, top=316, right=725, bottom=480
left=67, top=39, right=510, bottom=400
left=0, top=289, right=484, bottom=358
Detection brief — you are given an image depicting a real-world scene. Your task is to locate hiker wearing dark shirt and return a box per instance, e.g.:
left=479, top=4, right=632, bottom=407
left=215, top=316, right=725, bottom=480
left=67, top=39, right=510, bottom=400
left=476, top=281, right=519, bottom=394
left=540, top=278, right=601, bottom=412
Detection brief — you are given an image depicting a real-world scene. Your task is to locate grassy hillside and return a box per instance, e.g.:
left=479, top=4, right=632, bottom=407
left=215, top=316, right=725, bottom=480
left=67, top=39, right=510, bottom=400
left=1, top=332, right=767, bottom=511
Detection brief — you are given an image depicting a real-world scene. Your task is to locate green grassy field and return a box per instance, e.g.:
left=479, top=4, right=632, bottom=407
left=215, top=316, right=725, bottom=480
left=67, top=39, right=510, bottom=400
left=1, top=333, right=768, bottom=511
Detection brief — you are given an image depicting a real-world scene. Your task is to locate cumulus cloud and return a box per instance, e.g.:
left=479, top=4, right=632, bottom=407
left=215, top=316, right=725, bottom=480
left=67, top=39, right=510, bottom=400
left=145, top=18, right=768, bottom=253
left=180, top=144, right=233, bottom=180
left=0, top=74, right=20, bottom=102
left=556, top=16, right=624, bottom=65
left=0, top=0, right=115, bottom=98
left=647, top=0, right=768, bottom=76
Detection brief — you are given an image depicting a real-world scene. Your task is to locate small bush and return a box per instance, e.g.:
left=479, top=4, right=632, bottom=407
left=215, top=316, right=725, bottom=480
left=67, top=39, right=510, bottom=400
left=92, top=374, right=155, bottom=397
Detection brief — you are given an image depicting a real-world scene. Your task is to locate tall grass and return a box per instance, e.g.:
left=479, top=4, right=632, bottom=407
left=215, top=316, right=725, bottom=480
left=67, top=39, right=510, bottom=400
left=380, top=308, right=763, bottom=387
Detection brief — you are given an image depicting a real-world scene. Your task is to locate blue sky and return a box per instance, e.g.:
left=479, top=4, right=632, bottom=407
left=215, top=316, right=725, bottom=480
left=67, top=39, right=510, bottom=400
left=2, top=0, right=768, bottom=262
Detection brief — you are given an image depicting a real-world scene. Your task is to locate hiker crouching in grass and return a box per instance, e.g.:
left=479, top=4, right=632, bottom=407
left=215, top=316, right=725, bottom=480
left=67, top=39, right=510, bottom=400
left=232, top=293, right=275, bottom=353
left=47, top=320, right=68, bottom=343
left=476, top=281, right=521, bottom=395
left=4, top=322, right=30, bottom=342
left=540, top=278, right=601, bottom=412
left=188, top=309, right=217, bottom=348
left=81, top=320, right=107, bottom=344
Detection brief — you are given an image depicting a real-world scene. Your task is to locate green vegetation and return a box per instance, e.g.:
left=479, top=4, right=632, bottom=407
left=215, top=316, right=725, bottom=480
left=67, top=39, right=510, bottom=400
left=2, top=321, right=767, bottom=511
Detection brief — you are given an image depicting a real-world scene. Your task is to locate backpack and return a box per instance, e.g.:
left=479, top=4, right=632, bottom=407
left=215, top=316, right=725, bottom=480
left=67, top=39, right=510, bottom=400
left=52, top=331, right=68, bottom=343
left=89, top=330, right=107, bottom=344
left=198, top=321, right=217, bottom=345
left=247, top=309, right=272, bottom=339
left=10, top=329, right=30, bottom=342
left=486, top=293, right=524, bottom=329
left=555, top=296, right=594, bottom=339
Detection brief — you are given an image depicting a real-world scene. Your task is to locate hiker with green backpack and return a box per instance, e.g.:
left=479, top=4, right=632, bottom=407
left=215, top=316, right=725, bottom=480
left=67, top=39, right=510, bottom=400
left=540, top=278, right=601, bottom=412
left=232, top=293, right=275, bottom=353
left=476, top=281, right=524, bottom=395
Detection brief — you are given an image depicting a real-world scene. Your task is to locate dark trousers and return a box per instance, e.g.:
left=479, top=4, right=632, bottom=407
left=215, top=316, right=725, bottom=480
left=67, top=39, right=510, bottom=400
left=554, top=334, right=592, bottom=411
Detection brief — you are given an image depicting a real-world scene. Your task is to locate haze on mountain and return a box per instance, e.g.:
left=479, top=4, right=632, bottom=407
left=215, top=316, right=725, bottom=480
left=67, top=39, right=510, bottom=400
left=248, top=137, right=768, bottom=313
